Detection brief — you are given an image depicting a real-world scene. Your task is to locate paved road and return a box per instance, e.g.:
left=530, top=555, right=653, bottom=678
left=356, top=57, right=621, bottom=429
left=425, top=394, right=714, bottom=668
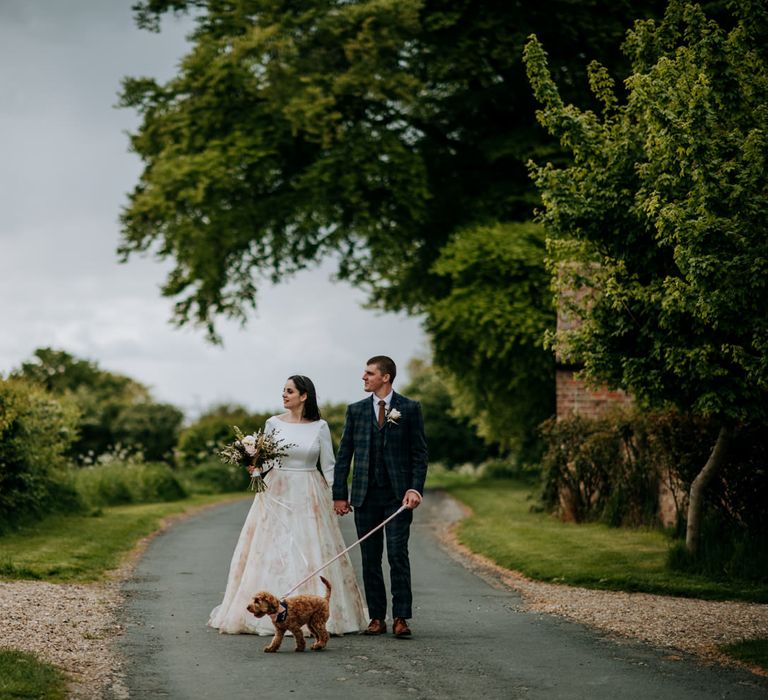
left=116, top=492, right=767, bottom=699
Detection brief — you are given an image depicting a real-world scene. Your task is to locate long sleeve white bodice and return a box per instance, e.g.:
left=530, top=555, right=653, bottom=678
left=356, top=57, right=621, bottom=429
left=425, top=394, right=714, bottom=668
left=264, top=416, right=335, bottom=485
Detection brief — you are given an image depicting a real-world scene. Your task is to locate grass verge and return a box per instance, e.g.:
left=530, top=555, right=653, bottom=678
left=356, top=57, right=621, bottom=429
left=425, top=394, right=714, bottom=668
left=431, top=473, right=768, bottom=602
left=0, top=649, right=68, bottom=700
left=0, top=493, right=247, bottom=583
left=718, top=639, right=768, bottom=673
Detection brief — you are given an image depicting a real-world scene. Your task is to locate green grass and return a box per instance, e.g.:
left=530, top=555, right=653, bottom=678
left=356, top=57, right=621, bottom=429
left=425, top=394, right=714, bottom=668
left=0, top=493, right=246, bottom=583
left=0, top=649, right=68, bottom=700
left=436, top=476, right=768, bottom=602
left=719, top=639, right=768, bottom=672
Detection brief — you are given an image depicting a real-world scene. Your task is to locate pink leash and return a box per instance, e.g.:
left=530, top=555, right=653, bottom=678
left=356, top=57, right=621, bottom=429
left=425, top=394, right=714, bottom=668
left=281, top=504, right=408, bottom=598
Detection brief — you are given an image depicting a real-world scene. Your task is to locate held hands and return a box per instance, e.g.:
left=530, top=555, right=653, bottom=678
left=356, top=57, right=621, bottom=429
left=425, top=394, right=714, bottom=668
left=333, top=499, right=351, bottom=516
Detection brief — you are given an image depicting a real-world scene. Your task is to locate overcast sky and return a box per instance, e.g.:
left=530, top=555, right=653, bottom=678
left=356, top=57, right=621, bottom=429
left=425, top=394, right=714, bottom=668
left=0, top=2, right=426, bottom=417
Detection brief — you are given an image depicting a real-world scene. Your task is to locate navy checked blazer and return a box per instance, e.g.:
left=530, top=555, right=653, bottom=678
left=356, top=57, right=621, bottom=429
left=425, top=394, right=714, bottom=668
left=332, top=392, right=428, bottom=508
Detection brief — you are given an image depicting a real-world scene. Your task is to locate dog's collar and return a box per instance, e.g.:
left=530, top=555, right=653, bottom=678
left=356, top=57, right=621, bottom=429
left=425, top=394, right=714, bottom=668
left=270, top=600, right=288, bottom=623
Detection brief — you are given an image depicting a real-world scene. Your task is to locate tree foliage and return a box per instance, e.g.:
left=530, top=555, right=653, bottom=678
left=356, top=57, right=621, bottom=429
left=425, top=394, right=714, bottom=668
left=12, top=348, right=183, bottom=463
left=0, top=378, right=80, bottom=532
left=120, top=0, right=664, bottom=336
left=112, top=402, right=185, bottom=461
left=426, top=222, right=555, bottom=456
left=400, top=357, right=490, bottom=466
left=175, top=402, right=273, bottom=468
left=525, top=0, right=768, bottom=550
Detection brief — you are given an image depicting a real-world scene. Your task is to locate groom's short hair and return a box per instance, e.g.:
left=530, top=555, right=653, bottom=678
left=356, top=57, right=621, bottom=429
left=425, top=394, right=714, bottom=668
left=367, top=355, right=396, bottom=384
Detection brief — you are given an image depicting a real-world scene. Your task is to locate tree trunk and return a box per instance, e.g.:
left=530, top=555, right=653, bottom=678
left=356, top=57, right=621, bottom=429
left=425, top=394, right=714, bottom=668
left=685, top=425, right=730, bottom=555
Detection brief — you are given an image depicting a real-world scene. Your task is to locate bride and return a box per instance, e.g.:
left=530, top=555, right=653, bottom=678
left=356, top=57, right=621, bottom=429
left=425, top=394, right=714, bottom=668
left=208, top=375, right=368, bottom=635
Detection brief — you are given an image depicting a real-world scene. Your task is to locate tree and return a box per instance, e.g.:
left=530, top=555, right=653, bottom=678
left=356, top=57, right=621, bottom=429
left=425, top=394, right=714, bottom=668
left=425, top=222, right=555, bottom=457
left=400, top=357, right=490, bottom=466
left=12, top=348, right=182, bottom=463
left=113, top=402, right=185, bottom=461
left=524, top=0, right=768, bottom=553
left=175, top=403, right=273, bottom=468
left=120, top=0, right=664, bottom=337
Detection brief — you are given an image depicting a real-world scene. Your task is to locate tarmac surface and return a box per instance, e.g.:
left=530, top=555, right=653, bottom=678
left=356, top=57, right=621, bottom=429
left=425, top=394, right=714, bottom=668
left=116, top=491, right=768, bottom=699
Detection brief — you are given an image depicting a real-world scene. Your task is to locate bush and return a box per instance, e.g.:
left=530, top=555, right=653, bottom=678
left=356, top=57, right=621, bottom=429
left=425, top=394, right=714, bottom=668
left=668, top=519, right=768, bottom=583
left=0, top=379, right=81, bottom=532
left=112, top=402, right=184, bottom=462
left=539, top=410, right=660, bottom=527
left=183, top=460, right=250, bottom=494
left=176, top=404, right=273, bottom=470
left=73, top=461, right=186, bottom=508
left=541, top=409, right=768, bottom=581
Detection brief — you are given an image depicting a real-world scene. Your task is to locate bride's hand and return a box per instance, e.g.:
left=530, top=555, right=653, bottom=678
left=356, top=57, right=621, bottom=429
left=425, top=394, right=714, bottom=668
left=333, top=499, right=351, bottom=516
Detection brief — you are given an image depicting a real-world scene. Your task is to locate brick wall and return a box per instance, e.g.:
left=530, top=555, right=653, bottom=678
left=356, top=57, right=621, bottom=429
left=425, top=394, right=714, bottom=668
left=553, top=268, right=676, bottom=525
left=556, top=368, right=632, bottom=419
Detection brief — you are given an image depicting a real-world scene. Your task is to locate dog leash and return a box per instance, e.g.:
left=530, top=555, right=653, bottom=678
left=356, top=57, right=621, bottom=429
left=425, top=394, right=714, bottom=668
left=281, top=504, right=408, bottom=598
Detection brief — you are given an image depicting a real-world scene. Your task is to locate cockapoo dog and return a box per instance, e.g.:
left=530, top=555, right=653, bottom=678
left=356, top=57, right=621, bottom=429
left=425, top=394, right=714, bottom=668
left=247, top=576, right=331, bottom=652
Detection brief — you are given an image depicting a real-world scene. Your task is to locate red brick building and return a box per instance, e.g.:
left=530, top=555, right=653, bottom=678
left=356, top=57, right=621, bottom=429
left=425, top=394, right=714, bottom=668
left=554, top=278, right=632, bottom=419
left=556, top=366, right=632, bottom=419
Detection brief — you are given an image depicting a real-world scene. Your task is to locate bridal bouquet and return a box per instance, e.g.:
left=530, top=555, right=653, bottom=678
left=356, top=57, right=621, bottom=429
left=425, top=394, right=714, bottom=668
left=219, top=426, right=294, bottom=493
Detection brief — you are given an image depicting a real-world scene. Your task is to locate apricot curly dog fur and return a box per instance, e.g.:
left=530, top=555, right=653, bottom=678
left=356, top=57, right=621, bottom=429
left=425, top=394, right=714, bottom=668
left=247, top=576, right=331, bottom=652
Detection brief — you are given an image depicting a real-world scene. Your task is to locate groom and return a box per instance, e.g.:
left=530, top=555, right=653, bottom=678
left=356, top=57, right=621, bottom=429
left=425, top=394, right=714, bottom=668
left=333, top=355, right=428, bottom=637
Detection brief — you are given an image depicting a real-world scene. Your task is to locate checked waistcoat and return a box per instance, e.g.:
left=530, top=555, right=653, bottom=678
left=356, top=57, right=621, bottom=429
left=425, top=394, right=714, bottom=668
left=369, top=417, right=392, bottom=493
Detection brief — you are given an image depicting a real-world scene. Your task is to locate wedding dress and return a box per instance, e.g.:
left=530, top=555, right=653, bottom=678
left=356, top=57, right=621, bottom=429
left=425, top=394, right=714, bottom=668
left=208, top=416, right=368, bottom=635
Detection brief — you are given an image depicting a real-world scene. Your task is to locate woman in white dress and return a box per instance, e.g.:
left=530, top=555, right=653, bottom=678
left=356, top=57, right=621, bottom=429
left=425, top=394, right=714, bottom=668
left=208, top=375, right=368, bottom=635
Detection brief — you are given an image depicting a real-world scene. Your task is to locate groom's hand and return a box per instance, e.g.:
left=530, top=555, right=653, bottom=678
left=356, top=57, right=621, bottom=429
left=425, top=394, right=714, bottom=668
left=402, top=490, right=422, bottom=509
left=333, top=499, right=351, bottom=516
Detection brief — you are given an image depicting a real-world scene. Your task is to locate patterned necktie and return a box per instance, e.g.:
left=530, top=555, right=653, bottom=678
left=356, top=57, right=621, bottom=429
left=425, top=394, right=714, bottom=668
left=377, top=399, right=386, bottom=428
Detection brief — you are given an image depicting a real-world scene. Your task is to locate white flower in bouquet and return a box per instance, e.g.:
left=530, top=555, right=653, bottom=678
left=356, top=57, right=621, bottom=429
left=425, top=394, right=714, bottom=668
left=241, top=434, right=258, bottom=456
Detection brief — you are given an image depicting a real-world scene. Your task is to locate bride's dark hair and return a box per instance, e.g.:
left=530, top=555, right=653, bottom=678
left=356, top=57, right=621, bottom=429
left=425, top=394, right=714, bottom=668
left=288, top=374, right=321, bottom=421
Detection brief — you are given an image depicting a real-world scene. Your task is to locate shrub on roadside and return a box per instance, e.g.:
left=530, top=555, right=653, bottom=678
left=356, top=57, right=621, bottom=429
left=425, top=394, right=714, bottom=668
left=175, top=404, right=273, bottom=470
left=540, top=409, right=768, bottom=581
left=539, top=410, right=661, bottom=527
left=182, top=460, right=251, bottom=494
left=73, top=461, right=186, bottom=508
left=0, top=378, right=81, bottom=532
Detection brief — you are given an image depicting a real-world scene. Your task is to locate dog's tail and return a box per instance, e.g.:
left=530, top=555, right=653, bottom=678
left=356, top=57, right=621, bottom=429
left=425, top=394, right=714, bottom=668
left=319, top=575, right=332, bottom=602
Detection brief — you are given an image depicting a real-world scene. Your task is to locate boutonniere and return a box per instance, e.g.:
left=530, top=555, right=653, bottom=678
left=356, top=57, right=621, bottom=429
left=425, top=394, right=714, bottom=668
left=386, top=408, right=401, bottom=425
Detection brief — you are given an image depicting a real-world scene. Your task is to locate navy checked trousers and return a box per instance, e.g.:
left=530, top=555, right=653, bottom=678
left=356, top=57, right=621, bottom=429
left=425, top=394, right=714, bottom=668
left=354, top=487, right=414, bottom=620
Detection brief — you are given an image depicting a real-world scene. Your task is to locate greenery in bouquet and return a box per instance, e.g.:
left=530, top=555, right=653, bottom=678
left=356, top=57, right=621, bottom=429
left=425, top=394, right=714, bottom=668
left=218, top=425, right=293, bottom=492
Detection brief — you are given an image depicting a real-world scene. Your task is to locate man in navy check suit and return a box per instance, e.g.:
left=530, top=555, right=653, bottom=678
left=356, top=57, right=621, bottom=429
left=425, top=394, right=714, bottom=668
left=333, top=355, right=428, bottom=637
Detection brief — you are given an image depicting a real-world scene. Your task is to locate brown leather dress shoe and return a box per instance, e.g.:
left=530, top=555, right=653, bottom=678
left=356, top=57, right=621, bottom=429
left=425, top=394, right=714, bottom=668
left=362, top=618, right=387, bottom=635
left=393, top=617, right=412, bottom=637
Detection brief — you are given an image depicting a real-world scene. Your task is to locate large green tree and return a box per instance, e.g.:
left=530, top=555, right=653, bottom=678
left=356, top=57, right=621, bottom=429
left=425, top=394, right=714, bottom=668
left=426, top=221, right=555, bottom=455
left=525, top=0, right=768, bottom=552
left=121, top=0, right=664, bottom=336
